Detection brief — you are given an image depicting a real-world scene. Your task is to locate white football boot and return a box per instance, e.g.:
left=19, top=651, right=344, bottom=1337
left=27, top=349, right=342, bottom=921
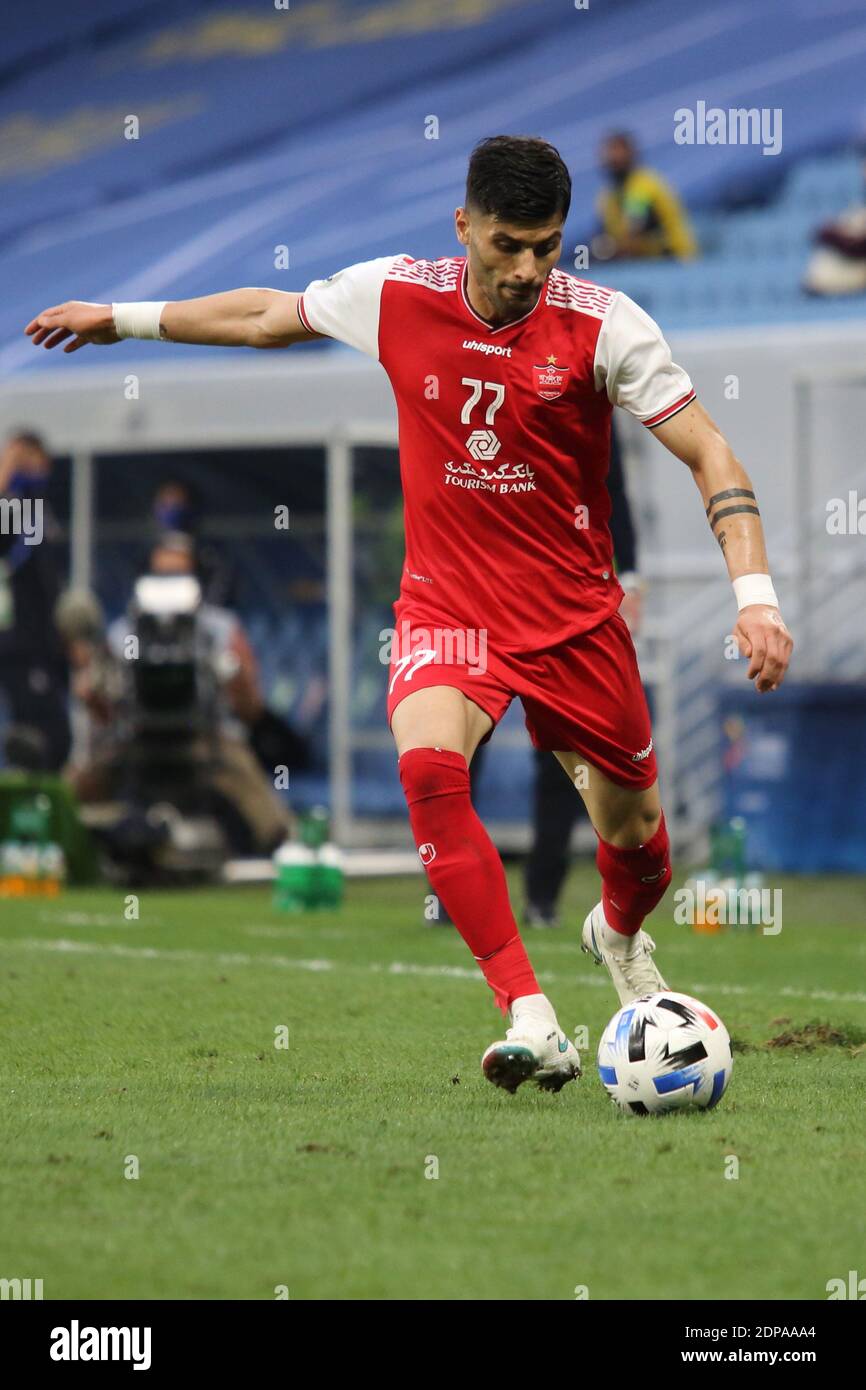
left=482, top=994, right=581, bottom=1095
left=581, top=901, right=668, bottom=1006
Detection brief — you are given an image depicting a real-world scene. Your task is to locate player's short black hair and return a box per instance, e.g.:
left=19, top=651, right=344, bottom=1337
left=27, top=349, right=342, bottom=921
left=465, top=135, right=571, bottom=225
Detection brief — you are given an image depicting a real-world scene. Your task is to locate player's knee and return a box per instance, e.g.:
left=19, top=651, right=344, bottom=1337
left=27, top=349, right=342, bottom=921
left=634, top=811, right=672, bottom=892
left=606, top=805, right=662, bottom=850
left=634, top=805, right=663, bottom=846
left=597, top=807, right=671, bottom=887
left=398, top=745, right=469, bottom=805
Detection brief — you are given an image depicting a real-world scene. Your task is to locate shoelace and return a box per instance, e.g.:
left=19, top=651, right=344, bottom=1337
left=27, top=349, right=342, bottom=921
left=612, top=932, right=661, bottom=994
left=504, top=1021, right=558, bottom=1046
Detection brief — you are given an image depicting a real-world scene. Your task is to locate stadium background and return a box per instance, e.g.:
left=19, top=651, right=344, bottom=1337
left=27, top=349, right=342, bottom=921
left=1, top=0, right=865, bottom=865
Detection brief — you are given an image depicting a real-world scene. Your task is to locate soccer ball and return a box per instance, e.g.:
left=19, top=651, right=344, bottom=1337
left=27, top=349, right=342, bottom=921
left=597, top=991, right=733, bottom=1115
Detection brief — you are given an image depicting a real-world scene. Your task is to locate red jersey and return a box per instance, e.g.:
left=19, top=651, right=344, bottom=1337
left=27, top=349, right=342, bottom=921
left=298, top=255, right=694, bottom=653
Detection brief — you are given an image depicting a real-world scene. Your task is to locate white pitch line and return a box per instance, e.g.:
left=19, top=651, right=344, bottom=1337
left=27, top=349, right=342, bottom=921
left=244, top=924, right=353, bottom=943
left=3, top=937, right=866, bottom=1007
left=37, top=911, right=165, bottom=929
left=5, top=937, right=332, bottom=973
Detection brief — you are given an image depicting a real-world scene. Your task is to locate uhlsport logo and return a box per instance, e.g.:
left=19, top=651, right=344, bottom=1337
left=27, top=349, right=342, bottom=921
left=532, top=355, right=570, bottom=400
left=418, top=842, right=437, bottom=866
left=50, top=1320, right=152, bottom=1370
left=462, top=338, right=512, bottom=358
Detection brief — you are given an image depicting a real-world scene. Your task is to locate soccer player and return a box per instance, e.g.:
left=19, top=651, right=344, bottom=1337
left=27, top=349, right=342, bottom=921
left=25, top=135, right=792, bottom=1096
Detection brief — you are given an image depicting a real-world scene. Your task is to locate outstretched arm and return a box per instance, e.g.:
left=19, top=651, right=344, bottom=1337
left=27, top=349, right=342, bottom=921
left=650, top=399, right=793, bottom=693
left=25, top=291, right=323, bottom=354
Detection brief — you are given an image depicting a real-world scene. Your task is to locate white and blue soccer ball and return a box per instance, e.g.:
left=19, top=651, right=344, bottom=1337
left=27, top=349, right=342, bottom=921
left=597, top=991, right=733, bottom=1115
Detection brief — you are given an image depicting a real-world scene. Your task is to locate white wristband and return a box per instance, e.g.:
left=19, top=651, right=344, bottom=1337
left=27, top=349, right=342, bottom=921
left=733, top=573, right=778, bottom=611
left=112, top=302, right=167, bottom=340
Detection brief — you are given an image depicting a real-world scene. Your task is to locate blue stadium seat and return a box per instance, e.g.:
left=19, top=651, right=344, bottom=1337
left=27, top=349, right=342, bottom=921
left=3, top=0, right=866, bottom=362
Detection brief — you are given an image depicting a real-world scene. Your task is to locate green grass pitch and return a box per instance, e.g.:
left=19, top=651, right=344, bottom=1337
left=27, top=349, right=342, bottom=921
left=1, top=867, right=864, bottom=1300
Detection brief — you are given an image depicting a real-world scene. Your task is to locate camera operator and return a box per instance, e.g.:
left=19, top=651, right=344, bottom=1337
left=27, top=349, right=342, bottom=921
left=66, top=532, right=291, bottom=860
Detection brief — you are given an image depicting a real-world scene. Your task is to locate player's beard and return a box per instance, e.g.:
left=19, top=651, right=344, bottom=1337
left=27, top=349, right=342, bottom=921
left=466, top=241, right=545, bottom=325
left=501, top=282, right=541, bottom=315
left=482, top=268, right=542, bottom=324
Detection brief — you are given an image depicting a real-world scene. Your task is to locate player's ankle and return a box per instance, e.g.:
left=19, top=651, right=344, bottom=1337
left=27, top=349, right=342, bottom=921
left=595, top=902, right=643, bottom=948
left=510, top=992, right=557, bottom=1025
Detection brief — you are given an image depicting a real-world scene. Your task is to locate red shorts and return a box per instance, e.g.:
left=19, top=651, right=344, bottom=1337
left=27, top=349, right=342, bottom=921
left=386, top=607, right=657, bottom=789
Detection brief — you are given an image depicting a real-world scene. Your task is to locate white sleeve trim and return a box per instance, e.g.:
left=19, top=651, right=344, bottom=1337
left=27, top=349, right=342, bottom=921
left=594, top=291, right=695, bottom=425
left=298, top=253, right=408, bottom=360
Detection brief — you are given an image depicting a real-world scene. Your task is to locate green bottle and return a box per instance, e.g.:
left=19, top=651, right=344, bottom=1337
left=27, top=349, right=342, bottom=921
left=709, top=816, right=762, bottom=927
left=710, top=816, right=747, bottom=881
left=272, top=807, right=344, bottom=911
left=4, top=792, right=62, bottom=897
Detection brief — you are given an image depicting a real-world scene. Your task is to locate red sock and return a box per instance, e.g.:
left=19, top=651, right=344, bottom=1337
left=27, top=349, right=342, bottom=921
left=398, top=747, right=539, bottom=1013
left=596, top=810, right=672, bottom=936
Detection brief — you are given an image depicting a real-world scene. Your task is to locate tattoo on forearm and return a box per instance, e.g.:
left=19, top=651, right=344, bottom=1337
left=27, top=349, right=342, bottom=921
left=705, top=488, right=756, bottom=516
left=705, top=489, right=760, bottom=550
left=709, top=504, right=761, bottom=526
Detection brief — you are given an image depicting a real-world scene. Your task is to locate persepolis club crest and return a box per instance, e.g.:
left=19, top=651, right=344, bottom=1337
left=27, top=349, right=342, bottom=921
left=533, top=354, right=570, bottom=400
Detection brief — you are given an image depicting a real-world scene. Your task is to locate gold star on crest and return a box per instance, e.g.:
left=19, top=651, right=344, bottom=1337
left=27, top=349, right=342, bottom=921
left=546, top=354, right=558, bottom=365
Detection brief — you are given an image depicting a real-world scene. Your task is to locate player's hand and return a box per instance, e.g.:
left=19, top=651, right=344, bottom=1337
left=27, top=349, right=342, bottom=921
left=733, top=605, right=793, bottom=693
left=25, top=301, right=118, bottom=353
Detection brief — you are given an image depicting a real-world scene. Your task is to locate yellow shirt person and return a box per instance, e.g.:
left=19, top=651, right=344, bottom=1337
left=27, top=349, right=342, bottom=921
left=594, top=133, right=698, bottom=261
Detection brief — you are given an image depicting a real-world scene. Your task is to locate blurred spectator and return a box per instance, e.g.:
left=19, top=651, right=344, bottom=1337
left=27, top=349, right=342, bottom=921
left=592, top=131, right=698, bottom=262
left=0, top=430, right=71, bottom=771
left=803, top=159, right=866, bottom=296
left=151, top=477, right=237, bottom=607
